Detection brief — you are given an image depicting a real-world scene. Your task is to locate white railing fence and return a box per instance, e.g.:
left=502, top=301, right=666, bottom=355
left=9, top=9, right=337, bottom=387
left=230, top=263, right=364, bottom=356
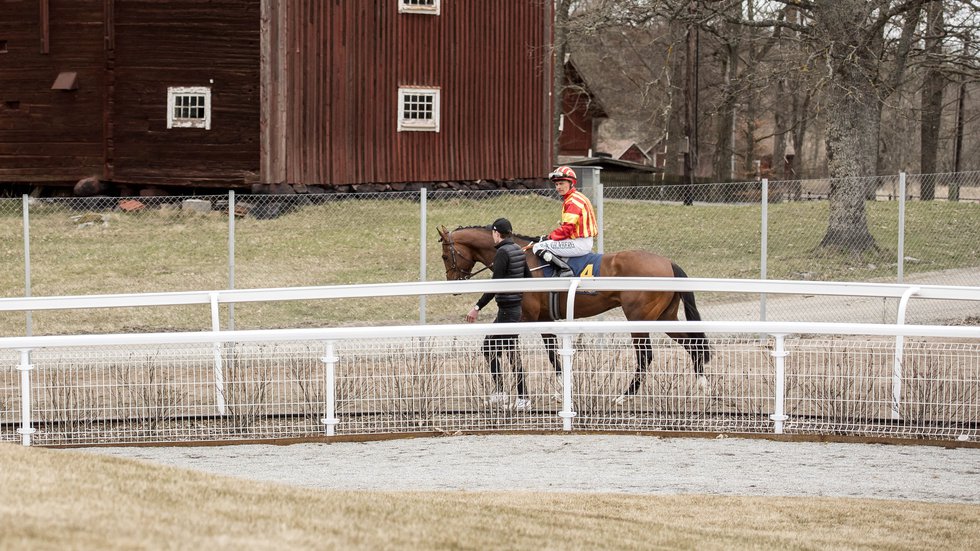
left=2, top=279, right=978, bottom=447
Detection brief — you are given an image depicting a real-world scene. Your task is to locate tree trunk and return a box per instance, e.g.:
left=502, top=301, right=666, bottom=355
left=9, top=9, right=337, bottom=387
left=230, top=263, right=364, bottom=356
left=820, top=70, right=880, bottom=252
left=919, top=0, right=944, bottom=199
left=815, top=0, right=884, bottom=253
left=711, top=43, right=736, bottom=182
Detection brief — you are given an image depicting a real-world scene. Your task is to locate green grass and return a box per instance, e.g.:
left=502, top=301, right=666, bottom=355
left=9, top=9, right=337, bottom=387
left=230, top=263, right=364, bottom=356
left=1, top=196, right=978, bottom=335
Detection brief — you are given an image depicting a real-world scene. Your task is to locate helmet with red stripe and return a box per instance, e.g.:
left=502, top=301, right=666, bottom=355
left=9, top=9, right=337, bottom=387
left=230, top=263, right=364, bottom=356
left=548, top=166, right=577, bottom=186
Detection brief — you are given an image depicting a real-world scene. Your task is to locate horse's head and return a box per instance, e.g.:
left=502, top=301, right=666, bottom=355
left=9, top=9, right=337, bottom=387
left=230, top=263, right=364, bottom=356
left=437, top=225, right=482, bottom=280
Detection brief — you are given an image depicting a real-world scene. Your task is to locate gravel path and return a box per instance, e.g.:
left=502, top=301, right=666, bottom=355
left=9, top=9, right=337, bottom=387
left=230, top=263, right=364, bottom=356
left=81, top=434, right=980, bottom=504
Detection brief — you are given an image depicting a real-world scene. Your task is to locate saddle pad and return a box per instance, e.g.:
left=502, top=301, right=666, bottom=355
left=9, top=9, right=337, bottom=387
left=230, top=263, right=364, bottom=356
left=541, top=252, right=603, bottom=278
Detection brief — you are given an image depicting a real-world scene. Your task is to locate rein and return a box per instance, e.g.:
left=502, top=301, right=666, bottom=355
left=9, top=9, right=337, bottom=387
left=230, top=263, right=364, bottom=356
left=444, top=231, right=490, bottom=280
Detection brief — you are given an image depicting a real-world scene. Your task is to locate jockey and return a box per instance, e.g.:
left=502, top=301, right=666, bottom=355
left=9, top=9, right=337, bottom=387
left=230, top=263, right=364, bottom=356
left=532, top=166, right=597, bottom=277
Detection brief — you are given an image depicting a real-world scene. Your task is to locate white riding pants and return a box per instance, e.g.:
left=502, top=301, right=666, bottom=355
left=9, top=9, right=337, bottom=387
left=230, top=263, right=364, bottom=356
left=531, top=237, right=594, bottom=258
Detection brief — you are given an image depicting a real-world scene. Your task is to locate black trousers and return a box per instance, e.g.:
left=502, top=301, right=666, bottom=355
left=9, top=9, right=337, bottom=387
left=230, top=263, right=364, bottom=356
left=482, top=302, right=527, bottom=398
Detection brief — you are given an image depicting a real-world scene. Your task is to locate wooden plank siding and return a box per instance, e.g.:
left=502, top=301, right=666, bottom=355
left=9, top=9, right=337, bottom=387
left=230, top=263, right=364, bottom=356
left=110, top=0, right=261, bottom=188
left=2, top=0, right=551, bottom=192
left=264, top=0, right=552, bottom=187
left=0, top=0, right=107, bottom=182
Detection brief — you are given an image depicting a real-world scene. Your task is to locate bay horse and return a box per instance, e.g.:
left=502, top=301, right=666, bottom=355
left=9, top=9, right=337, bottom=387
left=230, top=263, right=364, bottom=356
left=437, top=225, right=711, bottom=400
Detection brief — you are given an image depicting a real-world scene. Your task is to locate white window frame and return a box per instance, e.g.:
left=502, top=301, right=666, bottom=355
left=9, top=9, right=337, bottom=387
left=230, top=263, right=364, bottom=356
left=167, top=86, right=212, bottom=130
left=397, top=87, right=440, bottom=132
left=398, top=0, right=440, bottom=15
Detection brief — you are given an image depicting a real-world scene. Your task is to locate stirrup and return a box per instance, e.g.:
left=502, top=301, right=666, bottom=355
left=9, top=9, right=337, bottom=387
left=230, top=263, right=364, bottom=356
left=536, top=249, right=572, bottom=277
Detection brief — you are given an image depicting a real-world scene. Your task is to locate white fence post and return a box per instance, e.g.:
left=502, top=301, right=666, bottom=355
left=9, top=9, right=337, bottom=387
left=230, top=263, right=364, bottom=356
left=419, top=187, right=427, bottom=324
left=321, top=340, right=340, bottom=436
left=22, top=195, right=32, bottom=336
left=892, top=286, right=920, bottom=420
left=769, top=334, right=789, bottom=434
left=898, top=172, right=906, bottom=284
left=210, top=292, right=226, bottom=415
left=228, top=190, right=236, bottom=331
left=558, top=333, right=576, bottom=431
left=760, top=179, right=768, bottom=322
left=17, top=349, right=37, bottom=446
left=596, top=178, right=604, bottom=254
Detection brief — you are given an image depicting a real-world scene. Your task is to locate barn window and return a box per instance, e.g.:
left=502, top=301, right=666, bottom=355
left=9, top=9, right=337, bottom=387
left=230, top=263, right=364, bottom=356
left=399, top=0, right=440, bottom=15
left=167, top=86, right=211, bottom=129
left=397, top=87, right=440, bottom=132
left=0, top=40, right=8, bottom=54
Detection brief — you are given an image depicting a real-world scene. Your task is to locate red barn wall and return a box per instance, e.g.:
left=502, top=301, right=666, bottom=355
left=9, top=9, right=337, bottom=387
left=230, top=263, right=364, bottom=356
left=0, top=0, right=107, bottom=183
left=263, top=0, right=552, bottom=186
left=558, top=90, right=595, bottom=157
left=111, top=0, right=261, bottom=187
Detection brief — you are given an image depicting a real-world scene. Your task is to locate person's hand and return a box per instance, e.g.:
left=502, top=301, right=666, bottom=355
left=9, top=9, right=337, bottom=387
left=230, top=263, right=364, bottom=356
left=466, top=307, right=479, bottom=323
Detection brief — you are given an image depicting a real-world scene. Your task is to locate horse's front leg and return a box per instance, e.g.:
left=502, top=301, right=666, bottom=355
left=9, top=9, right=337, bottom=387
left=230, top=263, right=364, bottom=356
left=615, top=332, right=653, bottom=405
left=541, top=333, right=564, bottom=403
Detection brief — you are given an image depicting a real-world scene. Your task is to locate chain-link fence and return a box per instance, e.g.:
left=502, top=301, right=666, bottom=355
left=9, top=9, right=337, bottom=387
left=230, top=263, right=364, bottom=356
left=2, top=171, right=979, bottom=335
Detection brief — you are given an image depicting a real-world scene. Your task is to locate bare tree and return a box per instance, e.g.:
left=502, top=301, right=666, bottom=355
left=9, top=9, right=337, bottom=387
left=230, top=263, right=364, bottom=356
left=920, top=0, right=945, bottom=199
left=553, top=0, right=980, bottom=253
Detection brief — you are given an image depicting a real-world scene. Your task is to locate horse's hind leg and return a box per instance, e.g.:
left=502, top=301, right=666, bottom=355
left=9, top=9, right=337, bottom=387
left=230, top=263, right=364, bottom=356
left=665, top=331, right=711, bottom=392
left=542, top=333, right=561, bottom=378
left=658, top=292, right=712, bottom=391
left=615, top=332, right=653, bottom=405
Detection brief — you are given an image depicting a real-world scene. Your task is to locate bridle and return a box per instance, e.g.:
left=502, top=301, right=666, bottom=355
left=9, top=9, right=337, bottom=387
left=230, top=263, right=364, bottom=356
left=442, top=231, right=490, bottom=281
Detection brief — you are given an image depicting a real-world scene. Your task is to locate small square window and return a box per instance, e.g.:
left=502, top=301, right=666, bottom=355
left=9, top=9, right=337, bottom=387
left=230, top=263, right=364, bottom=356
left=167, top=86, right=211, bottom=129
left=399, top=0, right=440, bottom=15
left=398, top=87, right=440, bottom=132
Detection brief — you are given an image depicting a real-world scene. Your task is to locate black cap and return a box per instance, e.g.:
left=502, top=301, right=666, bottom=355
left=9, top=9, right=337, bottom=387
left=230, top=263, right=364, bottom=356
left=491, top=218, right=513, bottom=234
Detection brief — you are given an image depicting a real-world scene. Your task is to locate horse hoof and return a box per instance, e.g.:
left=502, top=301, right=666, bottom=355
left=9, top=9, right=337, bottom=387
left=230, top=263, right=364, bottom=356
left=613, top=394, right=627, bottom=406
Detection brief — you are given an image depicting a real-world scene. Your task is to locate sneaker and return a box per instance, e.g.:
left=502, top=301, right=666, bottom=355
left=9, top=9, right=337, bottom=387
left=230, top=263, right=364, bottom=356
left=486, top=391, right=508, bottom=406
left=513, top=398, right=532, bottom=411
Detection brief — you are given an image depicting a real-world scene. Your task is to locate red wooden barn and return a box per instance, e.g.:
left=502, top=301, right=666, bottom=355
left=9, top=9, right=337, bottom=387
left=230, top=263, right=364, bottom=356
left=0, top=0, right=553, bottom=196
left=557, top=57, right=607, bottom=160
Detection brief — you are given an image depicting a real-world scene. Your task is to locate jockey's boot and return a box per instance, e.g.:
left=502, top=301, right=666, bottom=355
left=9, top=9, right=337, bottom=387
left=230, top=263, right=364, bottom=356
left=538, top=250, right=573, bottom=277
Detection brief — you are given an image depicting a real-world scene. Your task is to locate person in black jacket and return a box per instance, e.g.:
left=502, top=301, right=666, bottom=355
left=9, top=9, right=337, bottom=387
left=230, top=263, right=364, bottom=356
left=466, top=218, right=532, bottom=410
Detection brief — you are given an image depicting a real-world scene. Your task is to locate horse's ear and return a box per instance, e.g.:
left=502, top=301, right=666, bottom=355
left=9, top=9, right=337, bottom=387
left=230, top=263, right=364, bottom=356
left=437, top=225, right=449, bottom=242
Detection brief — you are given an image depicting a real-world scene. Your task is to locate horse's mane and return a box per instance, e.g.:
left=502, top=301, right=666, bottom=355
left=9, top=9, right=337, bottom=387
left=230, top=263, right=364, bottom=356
left=452, top=225, right=540, bottom=243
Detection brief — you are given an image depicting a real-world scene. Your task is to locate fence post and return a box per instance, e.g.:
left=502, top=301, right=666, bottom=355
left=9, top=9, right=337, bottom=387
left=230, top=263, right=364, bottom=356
left=892, top=286, right=920, bottom=420
left=228, top=190, right=236, bottom=330
left=210, top=292, right=226, bottom=415
left=557, top=333, right=576, bottom=431
left=419, top=187, right=427, bottom=324
left=17, top=349, right=36, bottom=446
left=760, top=179, right=769, bottom=322
left=596, top=179, right=604, bottom=254
left=22, top=195, right=32, bottom=336
left=897, top=172, right=906, bottom=284
left=321, top=340, right=340, bottom=436
left=769, top=334, right=789, bottom=434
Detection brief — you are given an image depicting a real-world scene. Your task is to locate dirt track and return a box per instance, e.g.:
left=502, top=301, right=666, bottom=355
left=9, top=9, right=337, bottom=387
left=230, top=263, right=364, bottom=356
left=81, top=434, right=980, bottom=504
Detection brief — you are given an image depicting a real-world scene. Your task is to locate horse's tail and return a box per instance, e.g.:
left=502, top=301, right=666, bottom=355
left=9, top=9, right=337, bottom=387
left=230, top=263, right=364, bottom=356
left=671, top=262, right=711, bottom=369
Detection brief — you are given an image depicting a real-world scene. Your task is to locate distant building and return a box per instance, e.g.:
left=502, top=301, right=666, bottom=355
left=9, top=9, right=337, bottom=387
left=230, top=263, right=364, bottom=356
left=557, top=58, right=608, bottom=159
left=598, top=139, right=653, bottom=166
